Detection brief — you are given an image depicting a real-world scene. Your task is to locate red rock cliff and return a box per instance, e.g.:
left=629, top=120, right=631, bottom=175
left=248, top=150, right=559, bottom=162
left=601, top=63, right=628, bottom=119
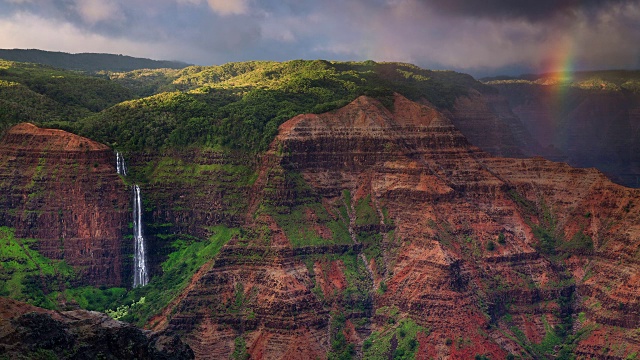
left=0, top=123, right=130, bottom=286
left=158, top=94, right=640, bottom=359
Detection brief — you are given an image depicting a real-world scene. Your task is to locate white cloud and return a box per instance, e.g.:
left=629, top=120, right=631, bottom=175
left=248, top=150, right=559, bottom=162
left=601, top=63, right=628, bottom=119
left=260, top=12, right=321, bottom=43
left=172, top=0, right=249, bottom=16
left=74, top=0, right=122, bottom=24
left=206, top=0, right=248, bottom=15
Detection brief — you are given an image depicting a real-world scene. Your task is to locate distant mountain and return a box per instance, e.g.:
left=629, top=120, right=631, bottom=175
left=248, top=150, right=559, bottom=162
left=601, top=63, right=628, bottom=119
left=482, top=69, right=640, bottom=91
left=0, top=49, right=190, bottom=72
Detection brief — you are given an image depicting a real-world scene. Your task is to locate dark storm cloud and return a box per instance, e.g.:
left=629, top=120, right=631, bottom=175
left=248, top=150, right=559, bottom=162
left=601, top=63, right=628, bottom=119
left=422, top=0, right=637, bottom=21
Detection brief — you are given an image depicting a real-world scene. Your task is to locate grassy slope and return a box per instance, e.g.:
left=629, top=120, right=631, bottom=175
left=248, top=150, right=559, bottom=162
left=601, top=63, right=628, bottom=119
left=0, top=227, right=74, bottom=308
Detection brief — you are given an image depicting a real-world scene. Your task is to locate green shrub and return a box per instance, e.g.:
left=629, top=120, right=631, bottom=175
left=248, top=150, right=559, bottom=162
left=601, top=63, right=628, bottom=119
left=486, top=241, right=496, bottom=251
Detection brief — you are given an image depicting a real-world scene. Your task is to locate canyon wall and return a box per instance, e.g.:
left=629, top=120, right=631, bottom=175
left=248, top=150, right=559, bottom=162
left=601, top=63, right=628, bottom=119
left=154, top=94, right=640, bottom=359
left=0, top=123, right=130, bottom=286
left=445, top=89, right=542, bottom=158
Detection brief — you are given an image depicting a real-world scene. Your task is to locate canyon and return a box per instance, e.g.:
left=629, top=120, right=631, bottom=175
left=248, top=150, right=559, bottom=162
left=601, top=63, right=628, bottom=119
left=1, top=66, right=640, bottom=359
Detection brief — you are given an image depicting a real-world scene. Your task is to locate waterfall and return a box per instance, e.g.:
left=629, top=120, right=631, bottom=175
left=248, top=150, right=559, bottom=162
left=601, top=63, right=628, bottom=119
left=133, top=185, right=148, bottom=287
left=116, top=151, right=127, bottom=176
left=116, top=152, right=148, bottom=287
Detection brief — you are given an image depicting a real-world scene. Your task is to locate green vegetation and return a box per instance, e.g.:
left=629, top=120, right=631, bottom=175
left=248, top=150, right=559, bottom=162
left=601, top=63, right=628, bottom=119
left=486, top=240, right=496, bottom=251
left=0, top=59, right=135, bottom=135
left=115, top=225, right=238, bottom=326
left=274, top=205, right=352, bottom=247
left=262, top=170, right=353, bottom=247
left=0, top=79, right=80, bottom=134
left=0, top=60, right=133, bottom=109
left=128, top=153, right=256, bottom=235
left=504, top=308, right=592, bottom=360
left=232, top=336, right=249, bottom=360
left=310, top=251, right=372, bottom=312
left=507, top=189, right=588, bottom=258
left=362, top=318, right=427, bottom=359
left=106, top=68, right=182, bottom=97
left=497, top=232, right=506, bottom=245
left=352, top=195, right=391, bottom=277
left=316, top=249, right=375, bottom=360
left=484, top=70, right=640, bottom=94
left=75, top=60, right=476, bottom=153
left=143, top=155, right=255, bottom=187
left=480, top=189, right=594, bottom=359
left=0, top=227, right=75, bottom=308
left=339, top=251, right=372, bottom=312
left=0, top=224, right=236, bottom=323
left=56, top=286, right=128, bottom=312
left=306, top=250, right=372, bottom=335
left=559, top=229, right=594, bottom=254
left=105, top=296, right=146, bottom=320
left=354, top=195, right=380, bottom=226
left=328, top=312, right=356, bottom=360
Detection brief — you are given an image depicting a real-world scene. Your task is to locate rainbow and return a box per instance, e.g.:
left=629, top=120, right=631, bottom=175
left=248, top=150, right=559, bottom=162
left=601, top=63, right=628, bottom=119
left=537, top=35, right=577, bottom=150
left=542, top=35, right=576, bottom=84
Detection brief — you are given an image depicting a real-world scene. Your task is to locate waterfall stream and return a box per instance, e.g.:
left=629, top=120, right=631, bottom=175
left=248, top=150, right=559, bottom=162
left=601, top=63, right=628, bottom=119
left=115, top=151, right=148, bottom=287
left=133, top=185, right=148, bottom=287
left=116, top=151, right=127, bottom=176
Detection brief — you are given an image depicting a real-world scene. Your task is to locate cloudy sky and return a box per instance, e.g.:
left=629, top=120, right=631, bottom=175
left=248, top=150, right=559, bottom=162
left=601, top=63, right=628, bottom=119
left=0, top=0, right=639, bottom=76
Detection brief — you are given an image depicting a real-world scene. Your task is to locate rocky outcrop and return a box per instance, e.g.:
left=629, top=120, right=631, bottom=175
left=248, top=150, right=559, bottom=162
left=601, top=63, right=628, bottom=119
left=0, top=123, right=130, bottom=286
left=0, top=297, right=194, bottom=359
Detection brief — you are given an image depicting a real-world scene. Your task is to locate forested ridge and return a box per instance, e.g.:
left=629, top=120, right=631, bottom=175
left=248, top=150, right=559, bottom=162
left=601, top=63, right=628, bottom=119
left=1, top=58, right=484, bottom=153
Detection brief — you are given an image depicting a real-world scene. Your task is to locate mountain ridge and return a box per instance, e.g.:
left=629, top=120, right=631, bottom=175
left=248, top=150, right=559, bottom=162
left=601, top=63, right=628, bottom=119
left=0, top=49, right=190, bottom=73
